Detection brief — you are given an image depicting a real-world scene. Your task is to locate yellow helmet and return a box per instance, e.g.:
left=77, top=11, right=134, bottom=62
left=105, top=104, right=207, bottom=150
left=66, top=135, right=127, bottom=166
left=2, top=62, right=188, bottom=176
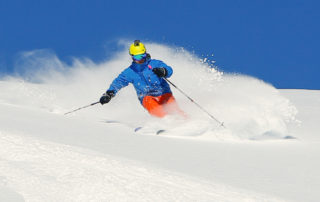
left=129, top=40, right=146, bottom=55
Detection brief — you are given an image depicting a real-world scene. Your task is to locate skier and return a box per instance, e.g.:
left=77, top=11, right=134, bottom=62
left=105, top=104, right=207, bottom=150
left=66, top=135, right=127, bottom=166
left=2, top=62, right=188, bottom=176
left=99, top=40, right=185, bottom=118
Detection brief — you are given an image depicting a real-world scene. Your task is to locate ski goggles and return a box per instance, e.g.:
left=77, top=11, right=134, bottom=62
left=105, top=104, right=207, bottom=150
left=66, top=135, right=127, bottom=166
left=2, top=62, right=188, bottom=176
left=132, top=53, right=147, bottom=61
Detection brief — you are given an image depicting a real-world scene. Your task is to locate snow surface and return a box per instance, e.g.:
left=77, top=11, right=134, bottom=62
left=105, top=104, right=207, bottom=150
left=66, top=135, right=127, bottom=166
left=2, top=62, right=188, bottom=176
left=0, top=42, right=319, bottom=201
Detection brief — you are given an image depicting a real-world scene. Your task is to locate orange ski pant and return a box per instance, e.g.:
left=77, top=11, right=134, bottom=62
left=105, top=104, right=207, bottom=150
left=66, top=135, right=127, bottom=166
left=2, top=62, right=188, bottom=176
left=142, top=93, right=184, bottom=118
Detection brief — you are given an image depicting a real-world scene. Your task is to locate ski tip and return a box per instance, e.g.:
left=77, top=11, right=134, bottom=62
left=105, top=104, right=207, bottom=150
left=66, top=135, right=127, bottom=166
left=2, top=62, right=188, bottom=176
left=156, top=130, right=166, bottom=135
left=134, top=127, right=143, bottom=132
left=220, top=122, right=226, bottom=128
left=284, top=135, right=297, bottom=140
left=105, top=120, right=118, bottom=123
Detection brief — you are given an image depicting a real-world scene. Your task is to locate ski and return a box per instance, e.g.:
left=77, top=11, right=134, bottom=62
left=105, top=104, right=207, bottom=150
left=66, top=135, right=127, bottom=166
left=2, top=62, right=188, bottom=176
left=103, top=120, right=165, bottom=135
left=135, top=127, right=167, bottom=135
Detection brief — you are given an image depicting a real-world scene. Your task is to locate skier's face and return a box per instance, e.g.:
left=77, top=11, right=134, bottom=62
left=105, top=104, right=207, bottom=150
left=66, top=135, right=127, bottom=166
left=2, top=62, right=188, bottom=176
left=132, top=53, right=146, bottom=64
left=134, top=58, right=145, bottom=64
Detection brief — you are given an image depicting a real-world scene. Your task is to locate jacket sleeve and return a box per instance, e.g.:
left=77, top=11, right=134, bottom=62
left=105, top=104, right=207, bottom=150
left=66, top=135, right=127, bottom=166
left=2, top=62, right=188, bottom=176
left=107, top=69, right=132, bottom=94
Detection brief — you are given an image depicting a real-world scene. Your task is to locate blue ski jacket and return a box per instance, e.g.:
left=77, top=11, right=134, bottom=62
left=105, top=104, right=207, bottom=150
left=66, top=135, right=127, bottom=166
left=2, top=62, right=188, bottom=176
left=107, top=57, right=173, bottom=104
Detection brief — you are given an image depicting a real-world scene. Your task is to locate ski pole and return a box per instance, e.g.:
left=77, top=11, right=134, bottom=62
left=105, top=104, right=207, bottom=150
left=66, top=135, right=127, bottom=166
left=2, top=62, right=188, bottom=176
left=64, top=101, right=100, bottom=115
left=164, top=78, right=225, bottom=127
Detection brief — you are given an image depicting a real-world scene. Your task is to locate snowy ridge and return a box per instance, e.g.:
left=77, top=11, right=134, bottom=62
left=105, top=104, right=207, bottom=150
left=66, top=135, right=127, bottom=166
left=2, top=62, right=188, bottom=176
left=0, top=41, right=319, bottom=201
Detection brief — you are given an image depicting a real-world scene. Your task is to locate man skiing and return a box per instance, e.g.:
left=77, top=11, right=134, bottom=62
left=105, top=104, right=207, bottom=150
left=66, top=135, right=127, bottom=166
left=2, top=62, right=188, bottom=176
left=99, top=40, right=184, bottom=118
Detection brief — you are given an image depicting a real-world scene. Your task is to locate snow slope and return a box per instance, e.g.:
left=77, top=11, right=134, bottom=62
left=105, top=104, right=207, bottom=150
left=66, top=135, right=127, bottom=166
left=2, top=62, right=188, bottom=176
left=0, top=42, right=319, bottom=201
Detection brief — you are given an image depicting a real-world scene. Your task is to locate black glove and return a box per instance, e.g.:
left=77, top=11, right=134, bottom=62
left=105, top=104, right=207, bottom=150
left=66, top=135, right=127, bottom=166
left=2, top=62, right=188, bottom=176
left=99, top=90, right=115, bottom=105
left=152, top=67, right=167, bottom=77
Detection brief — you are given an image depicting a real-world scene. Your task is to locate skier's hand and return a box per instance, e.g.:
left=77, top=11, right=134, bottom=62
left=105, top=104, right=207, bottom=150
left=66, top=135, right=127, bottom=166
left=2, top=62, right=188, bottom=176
left=152, top=67, right=167, bottom=77
left=99, top=90, right=115, bottom=105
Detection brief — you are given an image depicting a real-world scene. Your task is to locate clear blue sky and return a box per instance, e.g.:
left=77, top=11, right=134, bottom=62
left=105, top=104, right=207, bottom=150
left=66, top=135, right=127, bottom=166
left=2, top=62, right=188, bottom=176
left=0, top=0, right=319, bottom=89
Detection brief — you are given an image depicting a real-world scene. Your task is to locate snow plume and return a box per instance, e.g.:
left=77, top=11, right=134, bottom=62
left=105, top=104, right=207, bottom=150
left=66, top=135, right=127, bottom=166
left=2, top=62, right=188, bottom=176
left=0, top=40, right=297, bottom=140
